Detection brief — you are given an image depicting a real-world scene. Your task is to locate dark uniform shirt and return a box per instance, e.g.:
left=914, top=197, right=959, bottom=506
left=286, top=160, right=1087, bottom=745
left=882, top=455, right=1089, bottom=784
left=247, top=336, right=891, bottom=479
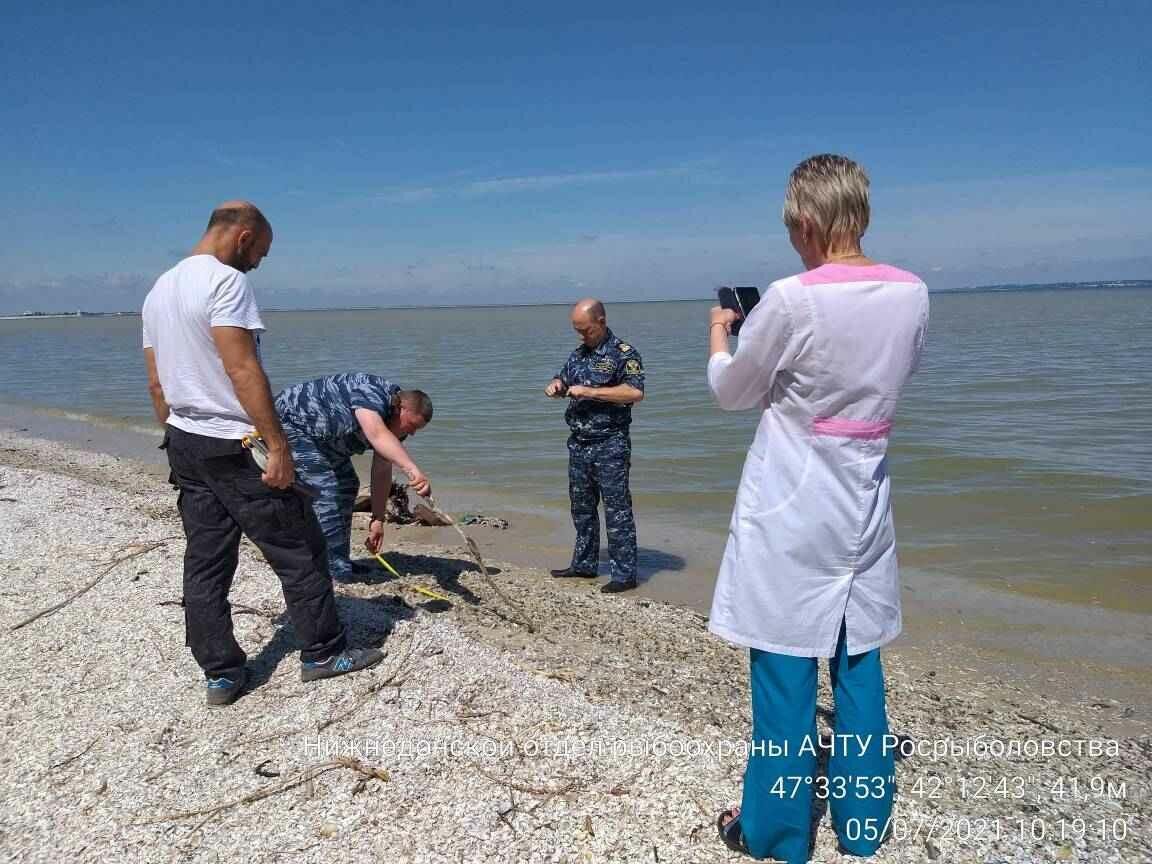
left=557, top=329, right=645, bottom=440
left=275, top=372, right=400, bottom=458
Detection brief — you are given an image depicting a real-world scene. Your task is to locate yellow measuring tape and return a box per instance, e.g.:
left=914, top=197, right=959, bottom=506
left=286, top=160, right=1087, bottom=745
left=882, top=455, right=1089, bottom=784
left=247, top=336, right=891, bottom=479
left=374, top=553, right=451, bottom=602
left=373, top=552, right=402, bottom=578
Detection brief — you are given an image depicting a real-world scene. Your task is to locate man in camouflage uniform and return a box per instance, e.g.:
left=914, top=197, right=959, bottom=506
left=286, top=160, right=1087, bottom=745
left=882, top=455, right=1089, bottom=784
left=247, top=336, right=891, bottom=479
left=545, top=299, right=645, bottom=593
left=275, top=373, right=433, bottom=582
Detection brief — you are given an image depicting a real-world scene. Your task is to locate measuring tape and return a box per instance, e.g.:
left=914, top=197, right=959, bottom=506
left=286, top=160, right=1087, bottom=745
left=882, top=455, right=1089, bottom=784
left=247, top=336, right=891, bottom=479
left=374, top=553, right=451, bottom=602
left=241, top=432, right=449, bottom=602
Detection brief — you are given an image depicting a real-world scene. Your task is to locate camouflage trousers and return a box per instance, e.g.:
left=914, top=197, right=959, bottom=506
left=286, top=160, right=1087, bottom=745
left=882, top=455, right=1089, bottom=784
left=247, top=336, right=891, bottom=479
left=568, top=433, right=637, bottom=583
left=285, top=427, right=360, bottom=582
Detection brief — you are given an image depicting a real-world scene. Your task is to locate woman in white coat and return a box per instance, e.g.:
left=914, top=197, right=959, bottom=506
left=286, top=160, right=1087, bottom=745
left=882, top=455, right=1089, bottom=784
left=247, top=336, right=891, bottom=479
left=709, top=154, right=928, bottom=862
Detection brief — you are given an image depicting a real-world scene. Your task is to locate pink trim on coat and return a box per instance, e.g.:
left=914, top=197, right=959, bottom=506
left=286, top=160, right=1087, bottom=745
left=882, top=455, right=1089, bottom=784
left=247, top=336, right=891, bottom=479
left=797, top=263, right=921, bottom=286
left=812, top=416, right=893, bottom=439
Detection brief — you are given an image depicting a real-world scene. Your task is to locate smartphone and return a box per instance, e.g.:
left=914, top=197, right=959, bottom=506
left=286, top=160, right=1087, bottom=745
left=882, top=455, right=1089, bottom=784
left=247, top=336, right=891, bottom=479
left=735, top=286, right=761, bottom=317
left=716, top=286, right=761, bottom=335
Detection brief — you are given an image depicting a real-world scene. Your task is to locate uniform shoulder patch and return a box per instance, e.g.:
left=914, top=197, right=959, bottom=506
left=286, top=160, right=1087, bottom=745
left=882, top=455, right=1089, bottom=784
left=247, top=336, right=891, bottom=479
left=625, top=359, right=642, bottom=374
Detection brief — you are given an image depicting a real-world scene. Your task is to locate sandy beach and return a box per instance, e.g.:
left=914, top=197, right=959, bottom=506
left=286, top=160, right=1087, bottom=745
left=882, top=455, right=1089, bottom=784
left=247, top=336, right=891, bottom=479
left=0, top=430, right=1148, bottom=863
left=4, top=401, right=1150, bottom=720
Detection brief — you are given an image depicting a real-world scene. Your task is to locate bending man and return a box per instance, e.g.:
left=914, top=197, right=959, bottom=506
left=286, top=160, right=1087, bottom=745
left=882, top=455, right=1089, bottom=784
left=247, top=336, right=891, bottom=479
left=275, top=373, right=433, bottom=581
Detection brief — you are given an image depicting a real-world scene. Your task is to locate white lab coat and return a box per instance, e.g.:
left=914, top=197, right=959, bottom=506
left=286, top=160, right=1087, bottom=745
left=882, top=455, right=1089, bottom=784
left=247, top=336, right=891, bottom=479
left=707, top=263, right=929, bottom=658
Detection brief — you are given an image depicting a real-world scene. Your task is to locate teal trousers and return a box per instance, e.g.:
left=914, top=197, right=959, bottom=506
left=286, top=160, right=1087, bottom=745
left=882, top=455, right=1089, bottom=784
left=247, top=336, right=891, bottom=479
left=740, top=623, right=895, bottom=862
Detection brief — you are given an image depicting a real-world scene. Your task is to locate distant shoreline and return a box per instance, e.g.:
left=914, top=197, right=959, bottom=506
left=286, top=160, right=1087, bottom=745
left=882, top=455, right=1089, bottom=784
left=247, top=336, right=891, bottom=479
left=0, top=311, right=140, bottom=320
left=2, top=278, right=1149, bottom=318
left=937, top=278, right=1152, bottom=295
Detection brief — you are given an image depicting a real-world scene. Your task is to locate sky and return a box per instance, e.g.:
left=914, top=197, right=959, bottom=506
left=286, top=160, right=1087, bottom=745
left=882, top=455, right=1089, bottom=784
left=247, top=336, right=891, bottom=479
left=1, top=0, right=1149, bottom=312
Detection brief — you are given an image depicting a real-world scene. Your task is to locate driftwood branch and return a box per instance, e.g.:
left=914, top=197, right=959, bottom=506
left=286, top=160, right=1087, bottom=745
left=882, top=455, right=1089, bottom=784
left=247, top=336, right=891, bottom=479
left=10, top=540, right=170, bottom=631
left=50, top=739, right=97, bottom=770
left=318, top=678, right=393, bottom=733
left=1017, top=712, right=1061, bottom=734
left=422, top=497, right=536, bottom=633
left=469, top=766, right=585, bottom=798
left=137, top=757, right=389, bottom=826
left=229, top=636, right=421, bottom=749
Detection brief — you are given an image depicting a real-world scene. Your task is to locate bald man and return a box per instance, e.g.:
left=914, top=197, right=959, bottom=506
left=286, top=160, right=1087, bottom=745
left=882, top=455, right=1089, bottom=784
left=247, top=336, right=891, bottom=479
left=545, top=299, right=645, bottom=593
left=143, top=202, right=382, bottom=707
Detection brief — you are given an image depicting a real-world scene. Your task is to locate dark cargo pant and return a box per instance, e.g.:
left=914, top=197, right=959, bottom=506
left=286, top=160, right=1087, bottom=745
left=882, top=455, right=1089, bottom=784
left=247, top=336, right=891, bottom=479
left=568, top=432, right=637, bottom=584
left=165, top=425, right=346, bottom=677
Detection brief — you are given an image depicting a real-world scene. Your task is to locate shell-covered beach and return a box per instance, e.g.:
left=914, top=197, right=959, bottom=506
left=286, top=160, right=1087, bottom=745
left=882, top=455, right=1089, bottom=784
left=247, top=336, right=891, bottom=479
left=1, top=431, right=1147, bottom=863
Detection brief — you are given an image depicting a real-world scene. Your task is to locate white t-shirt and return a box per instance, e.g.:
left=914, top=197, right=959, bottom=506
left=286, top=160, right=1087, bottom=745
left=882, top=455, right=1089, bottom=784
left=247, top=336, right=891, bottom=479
left=142, top=255, right=265, bottom=439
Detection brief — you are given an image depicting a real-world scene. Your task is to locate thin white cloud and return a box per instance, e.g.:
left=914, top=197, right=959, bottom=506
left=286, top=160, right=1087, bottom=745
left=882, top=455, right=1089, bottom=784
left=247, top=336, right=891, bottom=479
left=375, top=166, right=686, bottom=203
left=262, top=230, right=791, bottom=306
left=5, top=167, right=1148, bottom=312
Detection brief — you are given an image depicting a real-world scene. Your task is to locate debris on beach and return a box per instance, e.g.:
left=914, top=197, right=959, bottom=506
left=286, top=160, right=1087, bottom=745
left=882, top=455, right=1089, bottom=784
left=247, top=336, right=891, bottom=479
left=460, top=513, right=509, bottom=530
left=410, top=502, right=453, bottom=526
left=9, top=538, right=173, bottom=631
left=354, top=486, right=510, bottom=531
left=351, top=481, right=531, bottom=631
left=420, top=495, right=535, bottom=633
left=2, top=432, right=1150, bottom=864
left=353, top=483, right=415, bottom=523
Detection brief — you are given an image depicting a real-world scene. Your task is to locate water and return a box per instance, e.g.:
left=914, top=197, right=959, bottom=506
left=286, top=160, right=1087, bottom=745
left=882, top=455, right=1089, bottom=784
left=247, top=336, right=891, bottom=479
left=2, top=288, right=1150, bottom=614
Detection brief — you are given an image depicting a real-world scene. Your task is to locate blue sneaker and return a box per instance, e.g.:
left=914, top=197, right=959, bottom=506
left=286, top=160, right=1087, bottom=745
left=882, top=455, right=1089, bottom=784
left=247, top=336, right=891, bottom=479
left=205, top=668, right=247, bottom=707
left=300, top=647, right=384, bottom=682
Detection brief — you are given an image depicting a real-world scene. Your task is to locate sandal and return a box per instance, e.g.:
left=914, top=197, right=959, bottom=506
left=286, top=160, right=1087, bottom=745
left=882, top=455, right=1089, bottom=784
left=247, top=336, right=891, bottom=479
left=716, top=806, right=750, bottom=854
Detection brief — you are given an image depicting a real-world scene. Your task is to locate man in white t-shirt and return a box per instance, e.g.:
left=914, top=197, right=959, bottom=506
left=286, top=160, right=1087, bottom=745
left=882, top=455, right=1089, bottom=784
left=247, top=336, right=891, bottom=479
left=142, top=202, right=383, bottom=707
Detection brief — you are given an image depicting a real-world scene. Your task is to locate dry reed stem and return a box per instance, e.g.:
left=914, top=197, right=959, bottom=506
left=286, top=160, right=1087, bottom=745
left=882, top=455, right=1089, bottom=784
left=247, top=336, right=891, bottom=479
left=10, top=539, right=172, bottom=631
left=49, top=739, right=96, bottom=770
left=468, top=766, right=585, bottom=798
left=139, top=756, right=389, bottom=825
left=228, top=634, right=421, bottom=749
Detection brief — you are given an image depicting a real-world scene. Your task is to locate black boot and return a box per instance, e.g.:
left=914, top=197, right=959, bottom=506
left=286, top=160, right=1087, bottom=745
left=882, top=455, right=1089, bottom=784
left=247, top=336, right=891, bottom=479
left=550, top=567, right=599, bottom=578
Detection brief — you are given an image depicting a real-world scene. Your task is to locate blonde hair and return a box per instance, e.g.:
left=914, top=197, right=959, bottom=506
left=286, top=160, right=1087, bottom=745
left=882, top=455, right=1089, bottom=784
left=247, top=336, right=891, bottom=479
left=782, top=154, right=870, bottom=249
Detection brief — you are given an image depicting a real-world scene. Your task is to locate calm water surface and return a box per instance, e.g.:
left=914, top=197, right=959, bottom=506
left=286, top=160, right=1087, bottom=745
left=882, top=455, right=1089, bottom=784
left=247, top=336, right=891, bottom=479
left=2, top=288, right=1149, bottom=613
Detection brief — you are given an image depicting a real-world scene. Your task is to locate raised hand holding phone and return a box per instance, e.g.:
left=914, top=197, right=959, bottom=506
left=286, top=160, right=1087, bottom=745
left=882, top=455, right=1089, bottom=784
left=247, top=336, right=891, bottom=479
left=716, top=286, right=761, bottom=335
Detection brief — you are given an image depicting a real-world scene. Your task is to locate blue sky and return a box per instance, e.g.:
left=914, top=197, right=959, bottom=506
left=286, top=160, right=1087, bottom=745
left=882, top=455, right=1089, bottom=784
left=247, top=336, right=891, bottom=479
left=1, top=1, right=1149, bottom=311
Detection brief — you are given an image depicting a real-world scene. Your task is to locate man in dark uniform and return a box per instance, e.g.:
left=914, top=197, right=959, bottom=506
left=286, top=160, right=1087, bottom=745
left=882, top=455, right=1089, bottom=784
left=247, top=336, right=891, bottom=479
left=545, top=299, right=645, bottom=593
